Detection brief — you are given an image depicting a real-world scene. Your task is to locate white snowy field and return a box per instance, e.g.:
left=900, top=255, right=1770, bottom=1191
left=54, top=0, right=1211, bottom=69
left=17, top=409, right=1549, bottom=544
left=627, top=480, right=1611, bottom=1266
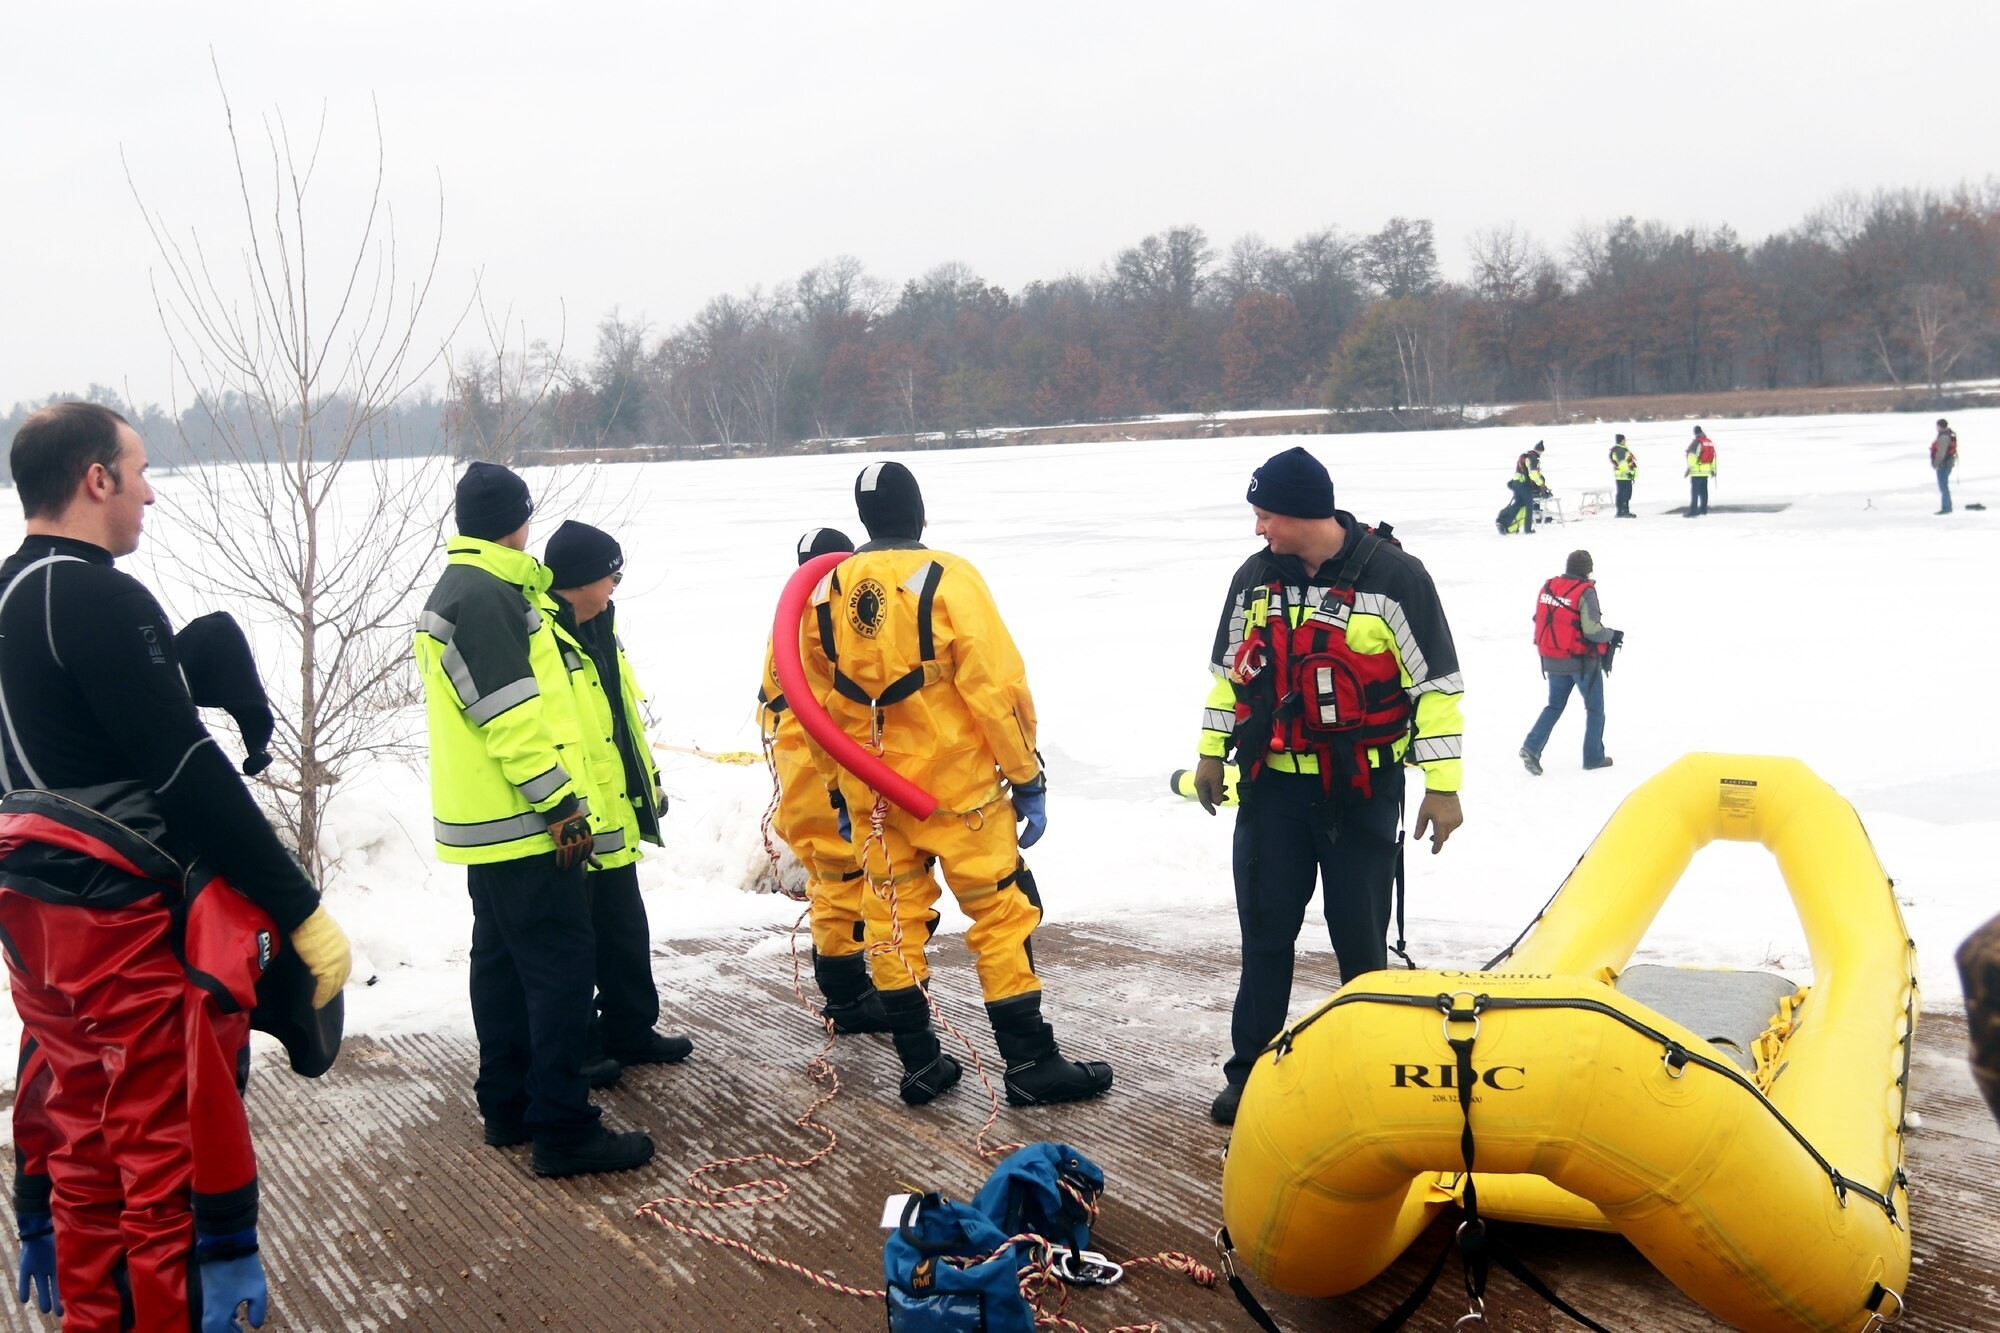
left=0, top=407, right=1993, bottom=1080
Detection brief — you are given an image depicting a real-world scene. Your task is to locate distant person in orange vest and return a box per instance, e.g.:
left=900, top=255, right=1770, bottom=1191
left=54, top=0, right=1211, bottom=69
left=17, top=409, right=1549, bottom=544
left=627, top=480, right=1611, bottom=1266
left=1931, top=418, right=1958, bottom=515
left=1683, top=426, right=1717, bottom=518
left=1519, top=549, right=1619, bottom=774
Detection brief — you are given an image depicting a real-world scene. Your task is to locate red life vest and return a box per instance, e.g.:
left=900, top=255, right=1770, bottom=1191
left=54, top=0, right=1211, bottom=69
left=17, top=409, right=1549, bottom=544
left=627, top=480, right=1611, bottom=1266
left=1695, top=441, right=1716, bottom=466
left=1228, top=529, right=1413, bottom=798
left=1533, top=576, right=1598, bottom=658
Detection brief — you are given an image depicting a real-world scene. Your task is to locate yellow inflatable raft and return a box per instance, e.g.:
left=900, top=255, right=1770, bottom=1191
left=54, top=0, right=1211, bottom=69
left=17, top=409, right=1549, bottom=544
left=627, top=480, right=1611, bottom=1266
left=1220, top=754, right=1919, bottom=1332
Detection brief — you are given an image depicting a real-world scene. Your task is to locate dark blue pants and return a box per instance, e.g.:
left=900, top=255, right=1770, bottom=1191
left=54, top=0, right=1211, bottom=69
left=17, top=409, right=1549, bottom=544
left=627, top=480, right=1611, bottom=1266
left=589, top=861, right=661, bottom=1054
left=1226, top=766, right=1403, bottom=1086
left=1614, top=478, right=1633, bottom=515
left=1522, top=667, right=1606, bottom=768
left=1687, top=476, right=1710, bottom=515
left=468, top=853, right=601, bottom=1144
left=1508, top=481, right=1535, bottom=532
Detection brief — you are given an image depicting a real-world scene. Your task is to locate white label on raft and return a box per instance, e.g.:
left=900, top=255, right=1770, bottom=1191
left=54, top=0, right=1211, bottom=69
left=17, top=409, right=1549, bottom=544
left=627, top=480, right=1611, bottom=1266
left=882, top=1193, right=916, bottom=1228
left=1719, top=778, right=1757, bottom=819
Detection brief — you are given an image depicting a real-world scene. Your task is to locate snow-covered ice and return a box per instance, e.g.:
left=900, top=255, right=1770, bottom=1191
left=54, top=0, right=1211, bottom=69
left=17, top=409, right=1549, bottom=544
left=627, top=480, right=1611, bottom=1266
left=1, top=406, right=1992, bottom=1084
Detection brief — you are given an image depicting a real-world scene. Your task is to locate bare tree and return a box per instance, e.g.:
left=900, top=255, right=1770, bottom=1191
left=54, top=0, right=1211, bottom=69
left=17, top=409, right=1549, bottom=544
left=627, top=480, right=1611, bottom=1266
left=1907, top=283, right=1974, bottom=396
left=444, top=279, right=569, bottom=464
left=127, top=69, right=461, bottom=882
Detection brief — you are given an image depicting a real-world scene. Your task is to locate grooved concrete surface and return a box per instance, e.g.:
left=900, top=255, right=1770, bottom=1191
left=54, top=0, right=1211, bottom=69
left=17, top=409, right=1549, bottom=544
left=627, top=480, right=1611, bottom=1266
left=5, top=923, right=1996, bottom=1331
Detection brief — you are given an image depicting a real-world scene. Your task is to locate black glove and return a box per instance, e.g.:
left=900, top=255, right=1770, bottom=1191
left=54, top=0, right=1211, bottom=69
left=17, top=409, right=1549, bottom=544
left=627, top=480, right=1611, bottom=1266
left=176, top=612, right=277, bottom=776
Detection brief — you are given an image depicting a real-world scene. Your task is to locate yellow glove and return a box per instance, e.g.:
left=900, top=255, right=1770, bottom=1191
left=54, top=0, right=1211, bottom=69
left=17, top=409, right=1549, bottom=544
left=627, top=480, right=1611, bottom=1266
left=288, top=906, right=352, bottom=1009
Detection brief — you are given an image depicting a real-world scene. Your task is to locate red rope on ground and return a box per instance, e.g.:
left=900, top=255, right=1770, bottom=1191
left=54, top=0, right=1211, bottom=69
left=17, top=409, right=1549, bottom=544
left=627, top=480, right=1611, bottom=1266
left=645, top=736, right=1215, bottom=1330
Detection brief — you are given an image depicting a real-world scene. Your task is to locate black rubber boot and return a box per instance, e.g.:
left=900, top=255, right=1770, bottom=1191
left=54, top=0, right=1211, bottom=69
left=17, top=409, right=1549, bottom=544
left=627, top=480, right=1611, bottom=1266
left=814, top=950, right=892, bottom=1035
left=987, top=993, right=1113, bottom=1107
left=531, top=1127, right=655, bottom=1177
left=880, top=985, right=960, bottom=1105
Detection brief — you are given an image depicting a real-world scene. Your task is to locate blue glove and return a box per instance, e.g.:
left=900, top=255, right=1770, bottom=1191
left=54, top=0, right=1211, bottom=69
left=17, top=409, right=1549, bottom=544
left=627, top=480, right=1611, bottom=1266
left=829, top=788, right=851, bottom=842
left=1012, top=773, right=1048, bottom=849
left=16, top=1212, right=59, bottom=1315
left=196, top=1229, right=267, bottom=1332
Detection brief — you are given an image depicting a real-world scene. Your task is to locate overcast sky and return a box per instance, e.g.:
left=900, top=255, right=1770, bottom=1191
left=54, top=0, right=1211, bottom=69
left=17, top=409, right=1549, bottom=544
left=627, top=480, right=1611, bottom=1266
left=4, top=0, right=1994, bottom=411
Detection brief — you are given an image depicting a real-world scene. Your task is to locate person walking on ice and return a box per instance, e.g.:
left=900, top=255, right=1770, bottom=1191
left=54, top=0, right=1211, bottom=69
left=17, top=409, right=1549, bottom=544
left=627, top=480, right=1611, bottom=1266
left=1520, top=549, right=1620, bottom=775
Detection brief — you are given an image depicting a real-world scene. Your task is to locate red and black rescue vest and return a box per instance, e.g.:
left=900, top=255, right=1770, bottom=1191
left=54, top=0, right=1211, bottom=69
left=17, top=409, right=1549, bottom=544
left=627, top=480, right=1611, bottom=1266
left=1533, top=576, right=1599, bottom=659
left=1228, top=529, right=1412, bottom=798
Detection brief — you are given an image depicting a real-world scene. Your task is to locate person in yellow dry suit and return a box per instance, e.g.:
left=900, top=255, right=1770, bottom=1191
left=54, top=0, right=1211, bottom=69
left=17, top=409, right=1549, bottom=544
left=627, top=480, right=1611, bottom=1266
left=758, top=526, right=890, bottom=1035
left=799, top=461, right=1113, bottom=1108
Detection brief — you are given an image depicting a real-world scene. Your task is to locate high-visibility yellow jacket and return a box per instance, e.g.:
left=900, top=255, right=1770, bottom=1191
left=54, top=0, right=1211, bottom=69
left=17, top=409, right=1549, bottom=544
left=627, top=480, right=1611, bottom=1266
left=415, top=537, right=618, bottom=865
left=799, top=542, right=1039, bottom=813
left=562, top=603, right=662, bottom=870
left=1610, top=444, right=1638, bottom=480
left=1511, top=453, right=1547, bottom=488
left=1686, top=441, right=1718, bottom=478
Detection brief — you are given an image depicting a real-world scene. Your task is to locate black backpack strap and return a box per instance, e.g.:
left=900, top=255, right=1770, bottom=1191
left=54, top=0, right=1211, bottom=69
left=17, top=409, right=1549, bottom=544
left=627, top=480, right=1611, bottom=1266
left=815, top=569, right=841, bottom=666
left=1328, top=531, right=1382, bottom=590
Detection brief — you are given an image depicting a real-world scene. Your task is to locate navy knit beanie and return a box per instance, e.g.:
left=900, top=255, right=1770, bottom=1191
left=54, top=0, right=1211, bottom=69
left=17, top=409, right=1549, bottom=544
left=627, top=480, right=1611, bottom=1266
left=796, top=527, right=854, bottom=565
left=455, top=461, right=533, bottom=541
left=1246, top=447, right=1335, bottom=519
left=544, top=520, right=624, bottom=589
left=855, top=462, right=925, bottom=539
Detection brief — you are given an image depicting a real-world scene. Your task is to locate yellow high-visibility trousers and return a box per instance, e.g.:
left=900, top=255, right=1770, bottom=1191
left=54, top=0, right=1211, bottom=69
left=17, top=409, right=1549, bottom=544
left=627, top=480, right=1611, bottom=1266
left=852, top=794, right=1042, bottom=1004
left=770, top=734, right=867, bottom=959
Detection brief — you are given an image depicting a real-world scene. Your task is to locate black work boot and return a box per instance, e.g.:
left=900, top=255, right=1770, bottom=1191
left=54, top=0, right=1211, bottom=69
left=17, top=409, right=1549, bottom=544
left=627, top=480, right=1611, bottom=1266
left=531, top=1126, right=655, bottom=1177
left=987, top=993, right=1113, bottom=1107
left=813, top=950, right=892, bottom=1035
left=880, top=985, right=961, bottom=1105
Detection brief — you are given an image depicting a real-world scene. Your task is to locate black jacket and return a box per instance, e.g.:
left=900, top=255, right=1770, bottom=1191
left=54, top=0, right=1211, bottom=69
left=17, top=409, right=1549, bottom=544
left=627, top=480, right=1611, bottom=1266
left=0, top=537, right=317, bottom=931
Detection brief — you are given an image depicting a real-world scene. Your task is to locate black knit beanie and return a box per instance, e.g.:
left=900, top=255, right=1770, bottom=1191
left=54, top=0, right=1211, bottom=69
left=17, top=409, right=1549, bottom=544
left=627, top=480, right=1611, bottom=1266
left=1246, top=447, right=1334, bottom=519
left=543, top=519, right=624, bottom=589
left=855, top=462, right=925, bottom=539
left=1565, top=549, right=1594, bottom=579
left=796, top=527, right=854, bottom=565
left=455, top=461, right=533, bottom=541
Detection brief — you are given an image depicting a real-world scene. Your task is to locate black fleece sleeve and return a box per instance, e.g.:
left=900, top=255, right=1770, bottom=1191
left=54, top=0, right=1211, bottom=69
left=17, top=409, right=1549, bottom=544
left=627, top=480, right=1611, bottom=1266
left=59, top=578, right=319, bottom=931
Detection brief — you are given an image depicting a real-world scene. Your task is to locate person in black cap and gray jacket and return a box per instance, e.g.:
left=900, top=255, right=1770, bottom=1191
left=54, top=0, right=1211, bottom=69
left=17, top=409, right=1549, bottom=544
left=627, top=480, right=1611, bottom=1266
left=543, top=519, right=693, bottom=1069
left=1192, top=446, right=1465, bottom=1125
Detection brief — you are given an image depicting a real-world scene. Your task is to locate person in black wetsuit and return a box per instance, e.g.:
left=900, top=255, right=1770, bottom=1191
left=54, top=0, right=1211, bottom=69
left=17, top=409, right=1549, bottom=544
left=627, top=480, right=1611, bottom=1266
left=0, top=401, right=351, bottom=1331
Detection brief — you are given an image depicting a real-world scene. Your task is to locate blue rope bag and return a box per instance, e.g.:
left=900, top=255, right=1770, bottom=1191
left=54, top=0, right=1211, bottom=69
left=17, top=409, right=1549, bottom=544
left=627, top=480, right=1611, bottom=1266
left=885, top=1143, right=1106, bottom=1333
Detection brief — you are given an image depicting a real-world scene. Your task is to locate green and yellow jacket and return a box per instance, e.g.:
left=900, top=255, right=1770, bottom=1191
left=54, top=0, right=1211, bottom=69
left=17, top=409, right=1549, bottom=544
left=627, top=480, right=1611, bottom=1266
left=415, top=537, right=621, bottom=865
left=560, top=600, right=663, bottom=870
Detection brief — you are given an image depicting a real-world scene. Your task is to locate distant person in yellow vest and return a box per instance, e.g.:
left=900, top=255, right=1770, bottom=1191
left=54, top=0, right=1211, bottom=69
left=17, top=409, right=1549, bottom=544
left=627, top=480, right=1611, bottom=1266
left=1684, top=426, right=1717, bottom=517
left=801, top=461, right=1112, bottom=1108
left=758, top=526, right=889, bottom=1035
left=1498, top=442, right=1548, bottom=534
left=1608, top=434, right=1638, bottom=518
left=1931, top=418, right=1958, bottom=515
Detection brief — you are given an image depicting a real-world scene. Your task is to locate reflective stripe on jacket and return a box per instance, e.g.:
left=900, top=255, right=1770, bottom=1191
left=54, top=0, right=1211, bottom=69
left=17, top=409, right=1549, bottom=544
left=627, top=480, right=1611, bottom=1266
left=1610, top=445, right=1637, bottom=480
left=1686, top=441, right=1717, bottom=477
left=415, top=538, right=611, bottom=865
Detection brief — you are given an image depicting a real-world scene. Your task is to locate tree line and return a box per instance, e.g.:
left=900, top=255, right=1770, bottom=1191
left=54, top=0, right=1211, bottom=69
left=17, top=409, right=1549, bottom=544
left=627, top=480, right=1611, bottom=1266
left=10, top=179, right=1998, bottom=463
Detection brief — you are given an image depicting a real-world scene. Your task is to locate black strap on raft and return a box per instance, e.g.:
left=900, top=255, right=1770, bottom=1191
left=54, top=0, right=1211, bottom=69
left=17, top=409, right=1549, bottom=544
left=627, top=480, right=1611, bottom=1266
left=1388, top=790, right=1414, bottom=970
left=1213, top=1226, right=1283, bottom=1333
left=1368, top=992, right=1612, bottom=1333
